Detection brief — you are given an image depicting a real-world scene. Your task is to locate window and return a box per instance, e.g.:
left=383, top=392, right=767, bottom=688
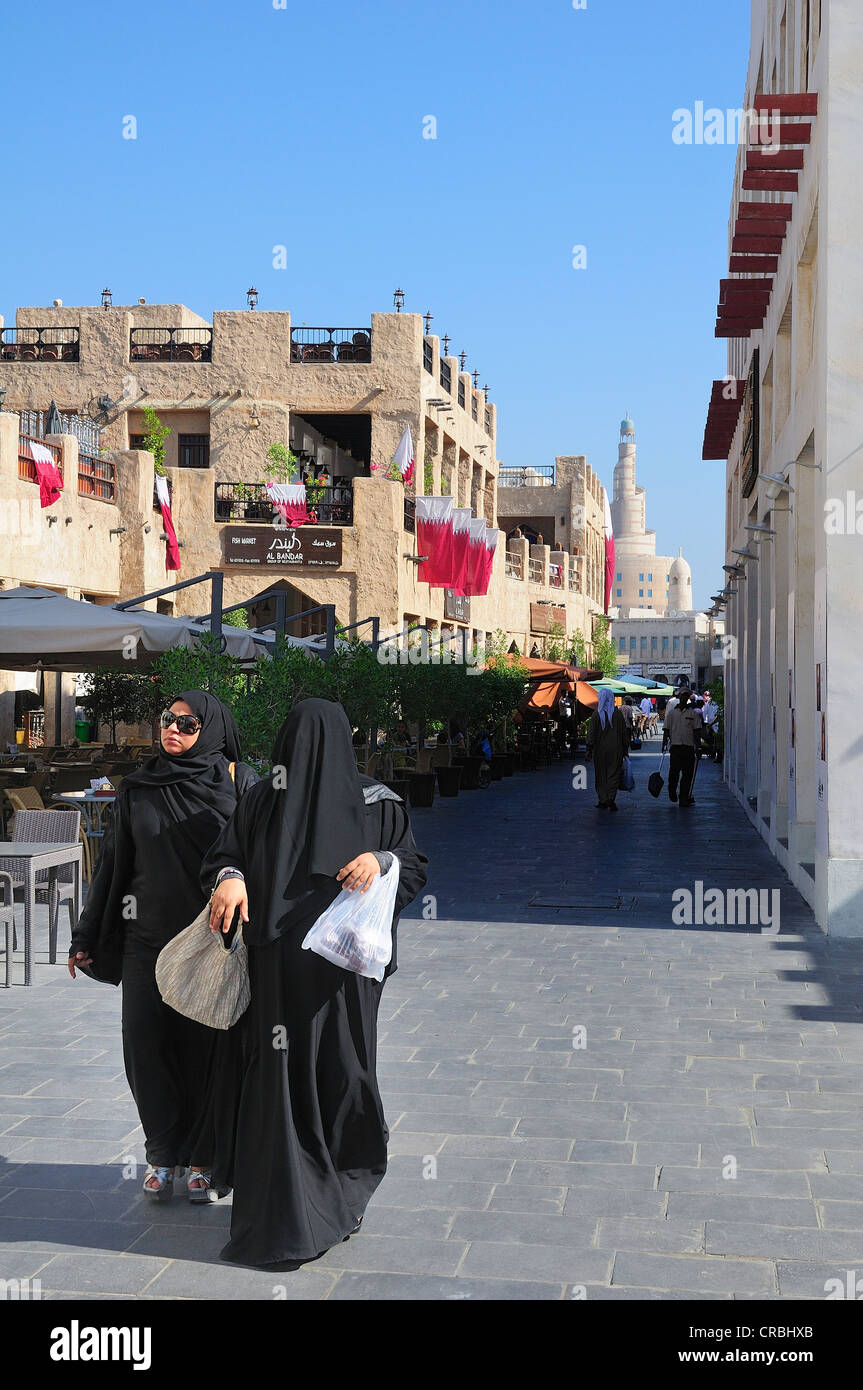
left=647, top=573, right=652, bottom=581
left=638, top=589, right=643, bottom=597
left=640, top=637, right=647, bottom=652
left=666, top=574, right=670, bottom=581
left=619, top=637, right=626, bottom=652
left=673, top=636, right=680, bottom=653
left=647, top=589, right=652, bottom=598
left=616, top=588, right=622, bottom=598
left=662, top=637, right=669, bottom=652
left=651, top=637, right=657, bottom=652
left=178, top=434, right=210, bottom=468
left=616, top=572, right=622, bottom=581
left=129, top=434, right=146, bottom=451
left=630, top=637, right=636, bottom=649
left=684, top=636, right=691, bottom=652
left=639, top=573, right=644, bottom=582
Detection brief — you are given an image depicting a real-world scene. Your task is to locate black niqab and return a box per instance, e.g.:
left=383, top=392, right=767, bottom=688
left=203, top=698, right=367, bottom=946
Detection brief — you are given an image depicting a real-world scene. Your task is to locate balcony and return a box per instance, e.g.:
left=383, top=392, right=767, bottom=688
left=214, top=481, right=353, bottom=525
left=130, top=327, right=213, bottom=362
left=498, top=464, right=555, bottom=488
left=2, top=327, right=80, bottom=362
left=549, top=562, right=564, bottom=589
left=78, top=453, right=116, bottom=503
left=505, top=552, right=524, bottom=580
left=528, top=557, right=543, bottom=584
left=290, top=328, right=371, bottom=363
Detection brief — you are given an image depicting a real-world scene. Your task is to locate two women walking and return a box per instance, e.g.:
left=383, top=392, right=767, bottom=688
left=69, top=693, right=427, bottom=1263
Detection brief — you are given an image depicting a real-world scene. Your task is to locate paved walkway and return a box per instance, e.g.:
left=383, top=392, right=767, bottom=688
left=2, top=739, right=863, bottom=1300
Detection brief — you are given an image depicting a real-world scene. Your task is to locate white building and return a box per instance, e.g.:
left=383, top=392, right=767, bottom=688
left=702, top=0, right=860, bottom=934
left=612, top=609, right=725, bottom=690
left=609, top=415, right=694, bottom=613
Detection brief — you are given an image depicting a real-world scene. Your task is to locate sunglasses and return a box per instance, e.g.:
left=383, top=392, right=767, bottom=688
left=160, top=709, right=201, bottom=735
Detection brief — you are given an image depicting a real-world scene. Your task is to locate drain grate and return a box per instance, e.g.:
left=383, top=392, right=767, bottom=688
left=529, top=892, right=629, bottom=910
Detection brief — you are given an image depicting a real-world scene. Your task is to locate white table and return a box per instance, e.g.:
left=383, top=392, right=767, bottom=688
left=52, top=791, right=116, bottom=839
left=0, top=842, right=82, bottom=985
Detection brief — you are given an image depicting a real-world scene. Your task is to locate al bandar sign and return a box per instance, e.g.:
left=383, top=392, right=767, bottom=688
left=223, top=526, right=342, bottom=568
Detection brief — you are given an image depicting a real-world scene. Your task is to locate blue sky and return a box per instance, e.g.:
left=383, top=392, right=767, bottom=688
left=0, top=0, right=751, bottom=609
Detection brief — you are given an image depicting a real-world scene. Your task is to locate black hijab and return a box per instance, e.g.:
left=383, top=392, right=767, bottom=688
left=122, top=688, right=242, bottom=857
left=206, top=698, right=368, bottom=946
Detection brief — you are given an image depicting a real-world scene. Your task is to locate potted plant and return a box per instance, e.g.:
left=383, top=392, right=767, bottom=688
left=435, top=762, right=462, bottom=797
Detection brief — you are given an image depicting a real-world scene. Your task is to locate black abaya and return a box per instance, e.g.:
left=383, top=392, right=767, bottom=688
left=199, top=699, right=428, bottom=1265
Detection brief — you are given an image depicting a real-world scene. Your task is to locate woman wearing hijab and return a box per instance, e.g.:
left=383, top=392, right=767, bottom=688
left=586, top=687, right=629, bottom=812
left=199, top=698, right=428, bottom=1267
left=67, top=690, right=258, bottom=1202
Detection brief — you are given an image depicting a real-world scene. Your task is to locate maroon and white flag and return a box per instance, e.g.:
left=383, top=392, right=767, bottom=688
left=450, top=508, right=472, bottom=596
left=477, top=526, right=499, bottom=597
left=267, top=482, right=311, bottom=526
left=464, top=517, right=487, bottom=596
left=603, top=492, right=615, bottom=613
left=416, top=495, right=454, bottom=587
left=154, top=474, right=181, bottom=571
left=391, top=425, right=415, bottom=487
left=30, top=440, right=63, bottom=509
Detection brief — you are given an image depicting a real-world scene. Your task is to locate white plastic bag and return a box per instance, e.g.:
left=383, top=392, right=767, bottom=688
left=301, top=858, right=400, bottom=982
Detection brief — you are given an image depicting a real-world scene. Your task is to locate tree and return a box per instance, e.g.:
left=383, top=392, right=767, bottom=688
left=140, top=406, right=171, bottom=476
left=152, top=633, right=245, bottom=712
left=541, top=620, right=568, bottom=663
left=568, top=629, right=589, bottom=667
left=591, top=615, right=619, bottom=677
left=78, top=668, right=155, bottom=745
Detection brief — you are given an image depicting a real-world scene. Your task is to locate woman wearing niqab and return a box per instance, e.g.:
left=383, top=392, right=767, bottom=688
left=200, top=698, right=428, bottom=1266
left=586, top=687, right=629, bottom=812
left=68, top=690, right=258, bottom=1200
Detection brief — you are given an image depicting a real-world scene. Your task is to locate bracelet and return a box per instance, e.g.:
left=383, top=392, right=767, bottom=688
left=215, top=867, right=245, bottom=886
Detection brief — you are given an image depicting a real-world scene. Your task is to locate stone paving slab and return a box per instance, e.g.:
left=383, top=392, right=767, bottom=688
left=1, top=747, right=862, bottom=1299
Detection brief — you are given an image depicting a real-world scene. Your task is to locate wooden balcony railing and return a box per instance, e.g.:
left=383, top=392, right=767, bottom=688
left=18, top=434, right=62, bottom=484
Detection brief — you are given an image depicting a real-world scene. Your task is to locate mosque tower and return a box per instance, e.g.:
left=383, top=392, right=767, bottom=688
left=666, top=549, right=693, bottom=613
left=611, top=413, right=655, bottom=558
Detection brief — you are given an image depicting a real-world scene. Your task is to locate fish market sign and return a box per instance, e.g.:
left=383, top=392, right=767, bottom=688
left=223, top=526, right=342, bottom=568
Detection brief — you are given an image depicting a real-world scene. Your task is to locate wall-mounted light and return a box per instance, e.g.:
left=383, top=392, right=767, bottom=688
left=64, top=516, right=73, bottom=525
left=47, top=515, right=58, bottom=526
left=249, top=405, right=261, bottom=428
left=246, top=286, right=259, bottom=310
left=746, top=522, right=776, bottom=543
left=101, top=287, right=112, bottom=309
left=109, top=526, right=127, bottom=536
left=393, top=288, right=405, bottom=312
left=143, top=523, right=151, bottom=534
left=758, top=471, right=794, bottom=501
left=732, top=548, right=758, bottom=561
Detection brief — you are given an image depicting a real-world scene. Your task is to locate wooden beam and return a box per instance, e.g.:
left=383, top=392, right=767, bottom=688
left=729, top=255, right=779, bottom=273
left=734, top=219, right=789, bottom=237
left=748, top=122, right=811, bottom=145
left=752, top=93, right=818, bottom=115
left=743, top=171, right=799, bottom=191
left=737, top=202, right=793, bottom=220
left=732, top=235, right=784, bottom=254
left=720, top=279, right=773, bottom=293
left=747, top=148, right=805, bottom=169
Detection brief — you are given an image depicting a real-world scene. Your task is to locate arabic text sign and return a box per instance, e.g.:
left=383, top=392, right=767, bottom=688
left=222, top=526, right=343, bottom=568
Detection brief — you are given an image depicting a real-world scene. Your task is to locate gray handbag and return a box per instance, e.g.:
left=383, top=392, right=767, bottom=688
left=155, top=903, right=250, bottom=1030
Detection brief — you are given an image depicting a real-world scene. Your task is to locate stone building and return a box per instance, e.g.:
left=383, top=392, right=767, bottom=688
left=611, top=610, right=725, bottom=691
left=0, top=298, right=606, bottom=736
left=700, top=0, right=857, bottom=934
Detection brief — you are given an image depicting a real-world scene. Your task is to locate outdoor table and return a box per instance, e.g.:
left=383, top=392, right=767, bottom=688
left=0, top=841, right=82, bottom=985
left=52, top=790, right=116, bottom=840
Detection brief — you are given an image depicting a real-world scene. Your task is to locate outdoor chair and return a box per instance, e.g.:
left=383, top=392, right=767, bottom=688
left=6, top=807, right=82, bottom=964
left=49, top=766, right=96, bottom=795
left=0, top=872, right=14, bottom=987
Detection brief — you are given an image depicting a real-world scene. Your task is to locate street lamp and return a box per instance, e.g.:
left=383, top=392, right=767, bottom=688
left=246, top=287, right=259, bottom=310
left=393, top=288, right=405, bottom=312
left=101, top=288, right=113, bottom=309
left=459, top=351, right=468, bottom=371
left=758, top=471, right=794, bottom=501
left=441, top=334, right=451, bottom=356
left=472, top=371, right=480, bottom=388
left=423, top=311, right=433, bottom=334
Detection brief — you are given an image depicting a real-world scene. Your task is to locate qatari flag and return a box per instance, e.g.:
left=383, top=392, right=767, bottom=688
left=477, top=526, right=499, bottom=596
left=603, top=492, right=615, bottom=614
left=464, top=517, right=487, bottom=596
left=450, top=508, right=472, bottom=595
left=154, top=474, right=181, bottom=572
left=416, top=495, right=454, bottom=587
left=29, top=440, right=63, bottom=509
left=267, top=482, right=311, bottom=526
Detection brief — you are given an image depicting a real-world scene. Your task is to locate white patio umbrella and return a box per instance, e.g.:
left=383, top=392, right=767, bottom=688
left=0, top=586, right=271, bottom=671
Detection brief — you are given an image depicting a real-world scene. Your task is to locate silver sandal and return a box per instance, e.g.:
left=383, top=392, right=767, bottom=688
left=142, top=1165, right=174, bottom=1201
left=187, top=1169, right=223, bottom=1203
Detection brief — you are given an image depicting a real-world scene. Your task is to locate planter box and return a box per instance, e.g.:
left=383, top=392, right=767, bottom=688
left=406, top=771, right=436, bottom=808
left=435, top=765, right=462, bottom=798
left=502, top=753, right=516, bottom=776
left=384, top=778, right=410, bottom=802
left=489, top=755, right=507, bottom=781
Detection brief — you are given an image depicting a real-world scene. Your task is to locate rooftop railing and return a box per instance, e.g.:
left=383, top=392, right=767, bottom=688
left=505, top=552, right=524, bottom=580
left=78, top=453, right=116, bottom=503
left=498, top=465, right=556, bottom=488
left=290, top=328, right=371, bottom=363
left=528, top=557, right=544, bottom=584
left=2, top=327, right=80, bottom=362
left=130, top=327, right=213, bottom=362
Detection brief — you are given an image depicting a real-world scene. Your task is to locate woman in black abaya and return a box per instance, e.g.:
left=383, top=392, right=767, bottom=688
left=200, top=698, right=428, bottom=1266
left=68, top=690, right=258, bottom=1201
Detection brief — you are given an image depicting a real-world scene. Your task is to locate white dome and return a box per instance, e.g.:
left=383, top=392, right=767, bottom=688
left=669, top=555, right=691, bottom=583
